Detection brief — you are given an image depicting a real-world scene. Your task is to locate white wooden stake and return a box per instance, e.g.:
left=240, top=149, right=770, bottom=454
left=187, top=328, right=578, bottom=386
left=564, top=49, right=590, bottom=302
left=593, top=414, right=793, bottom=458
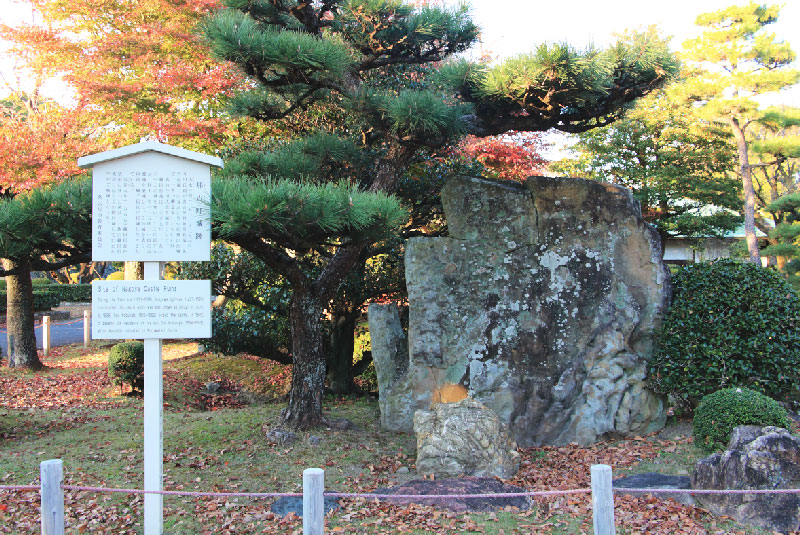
left=40, top=459, right=64, bottom=535
left=143, top=261, right=164, bottom=535
left=42, top=316, right=51, bottom=356
left=83, top=310, right=90, bottom=348
left=303, top=468, right=325, bottom=535
left=591, top=464, right=615, bottom=535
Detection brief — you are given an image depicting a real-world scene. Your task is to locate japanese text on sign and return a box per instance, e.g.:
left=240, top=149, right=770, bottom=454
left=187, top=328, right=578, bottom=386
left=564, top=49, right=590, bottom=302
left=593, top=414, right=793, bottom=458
left=91, top=152, right=211, bottom=261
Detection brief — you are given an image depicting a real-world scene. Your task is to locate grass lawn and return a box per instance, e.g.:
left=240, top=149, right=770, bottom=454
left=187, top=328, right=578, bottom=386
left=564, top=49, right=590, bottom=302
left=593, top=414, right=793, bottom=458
left=0, top=343, right=779, bottom=534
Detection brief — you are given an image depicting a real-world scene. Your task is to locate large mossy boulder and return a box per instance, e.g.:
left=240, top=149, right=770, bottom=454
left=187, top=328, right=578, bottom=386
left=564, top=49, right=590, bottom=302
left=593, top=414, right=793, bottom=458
left=371, top=175, right=670, bottom=446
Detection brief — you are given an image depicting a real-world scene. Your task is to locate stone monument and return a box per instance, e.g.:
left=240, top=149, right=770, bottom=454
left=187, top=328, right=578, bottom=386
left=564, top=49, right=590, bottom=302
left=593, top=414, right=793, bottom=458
left=369, top=175, right=670, bottom=446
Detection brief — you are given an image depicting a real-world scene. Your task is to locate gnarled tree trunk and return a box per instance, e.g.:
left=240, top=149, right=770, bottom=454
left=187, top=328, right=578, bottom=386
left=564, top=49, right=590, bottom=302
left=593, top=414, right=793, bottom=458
left=2, top=258, right=41, bottom=369
left=280, top=288, right=327, bottom=429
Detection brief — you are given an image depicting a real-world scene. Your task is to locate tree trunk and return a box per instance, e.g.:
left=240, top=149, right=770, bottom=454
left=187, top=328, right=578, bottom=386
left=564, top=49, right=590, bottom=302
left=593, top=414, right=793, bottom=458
left=730, top=116, right=761, bottom=264
left=280, top=288, right=327, bottom=429
left=326, top=309, right=360, bottom=395
left=124, top=261, right=143, bottom=280
left=2, top=258, right=41, bottom=369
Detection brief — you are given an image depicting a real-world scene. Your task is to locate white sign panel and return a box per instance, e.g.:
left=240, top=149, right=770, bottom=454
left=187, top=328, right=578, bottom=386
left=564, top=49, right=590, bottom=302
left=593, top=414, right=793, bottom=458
left=92, top=281, right=212, bottom=339
left=91, top=151, right=211, bottom=261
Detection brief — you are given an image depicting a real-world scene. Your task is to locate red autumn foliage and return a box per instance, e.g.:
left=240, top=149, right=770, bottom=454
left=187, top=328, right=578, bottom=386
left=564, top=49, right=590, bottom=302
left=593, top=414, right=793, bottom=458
left=457, top=131, right=548, bottom=181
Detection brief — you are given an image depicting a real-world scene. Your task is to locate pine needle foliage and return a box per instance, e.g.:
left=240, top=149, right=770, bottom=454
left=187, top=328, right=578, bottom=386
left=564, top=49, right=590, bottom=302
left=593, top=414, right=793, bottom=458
left=221, top=133, right=363, bottom=180
left=438, top=27, right=679, bottom=135
left=0, top=177, right=92, bottom=272
left=212, top=177, right=407, bottom=252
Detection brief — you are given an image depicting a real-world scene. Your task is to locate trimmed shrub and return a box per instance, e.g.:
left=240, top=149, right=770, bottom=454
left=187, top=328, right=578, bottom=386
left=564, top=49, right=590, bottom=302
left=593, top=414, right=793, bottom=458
left=693, top=387, right=791, bottom=451
left=43, top=284, right=92, bottom=302
left=650, top=259, right=800, bottom=406
left=106, top=271, right=124, bottom=281
left=108, top=341, right=145, bottom=393
left=0, top=290, right=61, bottom=313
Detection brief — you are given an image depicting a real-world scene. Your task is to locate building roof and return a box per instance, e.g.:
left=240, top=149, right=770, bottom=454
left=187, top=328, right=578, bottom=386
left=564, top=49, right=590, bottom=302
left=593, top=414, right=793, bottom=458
left=77, top=141, right=223, bottom=169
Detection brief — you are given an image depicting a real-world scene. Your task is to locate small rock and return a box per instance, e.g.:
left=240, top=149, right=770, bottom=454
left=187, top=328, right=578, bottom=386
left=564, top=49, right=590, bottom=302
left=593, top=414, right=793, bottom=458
left=308, top=435, right=321, bottom=446
left=271, top=496, right=339, bottom=517
left=414, top=398, right=520, bottom=479
left=204, top=381, right=221, bottom=394
left=265, top=428, right=297, bottom=446
left=396, top=466, right=410, bottom=474
left=613, top=472, right=693, bottom=506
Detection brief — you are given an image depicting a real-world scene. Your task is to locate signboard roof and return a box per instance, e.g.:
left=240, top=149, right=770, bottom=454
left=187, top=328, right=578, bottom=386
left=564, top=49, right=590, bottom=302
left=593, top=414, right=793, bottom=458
left=78, top=140, right=223, bottom=169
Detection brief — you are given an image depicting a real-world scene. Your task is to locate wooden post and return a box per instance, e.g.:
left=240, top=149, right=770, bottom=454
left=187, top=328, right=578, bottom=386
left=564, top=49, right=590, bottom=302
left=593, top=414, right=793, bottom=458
left=303, top=468, right=324, bottom=535
left=42, top=316, right=51, bottom=356
left=40, top=459, right=64, bottom=535
left=143, top=262, right=163, bottom=535
left=591, top=464, right=615, bottom=535
left=83, top=310, right=90, bottom=348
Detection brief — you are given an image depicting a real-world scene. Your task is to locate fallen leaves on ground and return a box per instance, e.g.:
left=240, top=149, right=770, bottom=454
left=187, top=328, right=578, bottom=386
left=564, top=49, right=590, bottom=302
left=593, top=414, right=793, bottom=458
left=0, top=345, right=786, bottom=534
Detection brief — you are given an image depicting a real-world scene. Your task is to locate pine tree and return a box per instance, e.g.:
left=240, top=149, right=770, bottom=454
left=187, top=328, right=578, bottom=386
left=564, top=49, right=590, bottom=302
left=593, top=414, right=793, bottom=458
left=203, top=0, right=679, bottom=428
left=551, top=88, right=742, bottom=250
left=681, top=2, right=800, bottom=263
left=0, top=179, right=92, bottom=368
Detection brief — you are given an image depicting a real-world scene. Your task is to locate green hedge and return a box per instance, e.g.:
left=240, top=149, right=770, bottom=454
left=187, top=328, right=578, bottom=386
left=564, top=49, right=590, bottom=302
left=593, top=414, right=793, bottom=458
left=42, top=284, right=92, bottom=302
left=650, top=259, right=800, bottom=406
left=0, top=284, right=92, bottom=313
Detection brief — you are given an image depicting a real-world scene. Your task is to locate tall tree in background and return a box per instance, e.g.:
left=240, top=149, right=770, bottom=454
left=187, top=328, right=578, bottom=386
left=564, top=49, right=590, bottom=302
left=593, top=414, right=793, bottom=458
left=681, top=2, right=799, bottom=264
left=1, top=0, right=241, bottom=151
left=0, top=42, right=99, bottom=368
left=754, top=107, right=800, bottom=272
left=203, top=0, right=678, bottom=428
left=551, top=89, right=741, bottom=249
left=0, top=0, right=243, bottom=367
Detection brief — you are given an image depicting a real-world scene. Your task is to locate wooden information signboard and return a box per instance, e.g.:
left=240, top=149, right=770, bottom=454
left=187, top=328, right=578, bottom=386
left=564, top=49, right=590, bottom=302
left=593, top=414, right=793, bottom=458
left=78, top=141, right=222, bottom=535
left=86, top=142, right=213, bottom=262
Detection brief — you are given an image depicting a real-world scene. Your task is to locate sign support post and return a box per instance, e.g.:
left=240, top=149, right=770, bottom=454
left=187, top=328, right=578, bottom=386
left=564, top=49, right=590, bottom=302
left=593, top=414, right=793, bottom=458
left=143, top=261, right=164, bottom=534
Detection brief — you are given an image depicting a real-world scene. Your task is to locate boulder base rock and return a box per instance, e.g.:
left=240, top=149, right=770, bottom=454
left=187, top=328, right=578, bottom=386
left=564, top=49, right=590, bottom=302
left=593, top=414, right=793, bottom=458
left=414, top=398, right=520, bottom=479
left=692, top=426, right=800, bottom=534
left=375, top=175, right=670, bottom=446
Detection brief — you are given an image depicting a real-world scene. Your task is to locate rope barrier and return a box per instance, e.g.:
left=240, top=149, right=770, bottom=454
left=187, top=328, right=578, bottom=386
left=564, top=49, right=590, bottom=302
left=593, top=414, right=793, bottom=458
left=615, top=487, right=800, bottom=495
left=328, top=489, right=591, bottom=499
left=5, top=482, right=800, bottom=499
left=61, top=484, right=301, bottom=498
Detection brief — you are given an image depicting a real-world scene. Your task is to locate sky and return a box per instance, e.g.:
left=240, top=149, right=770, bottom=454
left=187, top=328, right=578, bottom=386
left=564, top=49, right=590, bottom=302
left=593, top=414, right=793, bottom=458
left=1, top=0, right=799, bottom=104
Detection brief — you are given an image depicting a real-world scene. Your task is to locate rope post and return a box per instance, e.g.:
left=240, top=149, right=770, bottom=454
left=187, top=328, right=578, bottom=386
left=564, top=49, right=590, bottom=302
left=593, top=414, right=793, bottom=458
left=591, top=464, right=615, bottom=535
left=83, top=310, right=90, bottom=348
left=40, top=459, right=64, bottom=535
left=42, top=316, right=51, bottom=356
left=303, top=468, right=324, bottom=535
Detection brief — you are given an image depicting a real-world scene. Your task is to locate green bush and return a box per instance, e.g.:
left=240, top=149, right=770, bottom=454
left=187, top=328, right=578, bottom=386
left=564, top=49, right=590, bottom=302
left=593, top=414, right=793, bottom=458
left=31, top=278, right=52, bottom=287
left=42, top=284, right=92, bottom=302
left=693, top=387, right=791, bottom=451
left=106, top=271, right=124, bottom=281
left=0, top=290, right=61, bottom=313
left=108, top=342, right=145, bottom=393
left=650, top=259, right=800, bottom=406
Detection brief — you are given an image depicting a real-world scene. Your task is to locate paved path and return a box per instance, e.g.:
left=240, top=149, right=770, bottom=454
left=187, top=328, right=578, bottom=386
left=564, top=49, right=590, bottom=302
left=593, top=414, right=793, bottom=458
left=0, top=318, right=87, bottom=356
